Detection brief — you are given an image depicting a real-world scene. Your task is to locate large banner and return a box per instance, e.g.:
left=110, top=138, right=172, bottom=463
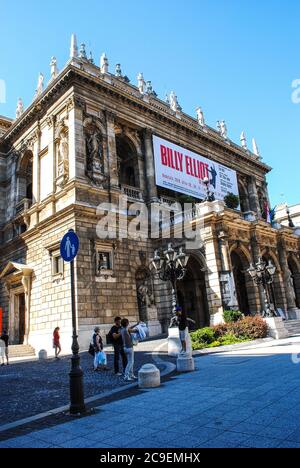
left=153, top=135, right=239, bottom=201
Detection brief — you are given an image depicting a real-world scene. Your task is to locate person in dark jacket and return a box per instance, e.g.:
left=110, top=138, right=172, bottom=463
left=109, top=317, right=127, bottom=376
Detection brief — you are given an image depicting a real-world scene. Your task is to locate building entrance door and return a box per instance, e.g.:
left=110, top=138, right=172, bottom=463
left=18, top=293, right=26, bottom=344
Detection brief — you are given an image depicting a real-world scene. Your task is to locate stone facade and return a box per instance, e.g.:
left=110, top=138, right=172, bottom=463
left=0, top=40, right=299, bottom=354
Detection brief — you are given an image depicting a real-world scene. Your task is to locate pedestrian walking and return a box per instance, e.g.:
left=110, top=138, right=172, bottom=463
left=0, top=330, right=9, bottom=366
left=53, top=327, right=61, bottom=359
left=172, top=307, right=195, bottom=354
left=92, top=327, right=109, bottom=371
left=108, top=316, right=127, bottom=376
left=120, top=318, right=139, bottom=381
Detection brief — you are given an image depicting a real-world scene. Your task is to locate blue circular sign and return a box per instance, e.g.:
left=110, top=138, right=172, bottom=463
left=60, top=230, right=79, bottom=262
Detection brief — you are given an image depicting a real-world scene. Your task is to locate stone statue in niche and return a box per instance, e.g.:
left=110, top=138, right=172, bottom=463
left=136, top=268, right=156, bottom=322
left=84, top=117, right=105, bottom=182
left=56, top=120, right=69, bottom=188
left=286, top=268, right=296, bottom=301
left=138, top=284, right=155, bottom=308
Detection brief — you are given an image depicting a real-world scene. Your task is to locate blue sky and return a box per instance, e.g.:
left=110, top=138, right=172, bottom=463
left=1, top=0, right=299, bottom=206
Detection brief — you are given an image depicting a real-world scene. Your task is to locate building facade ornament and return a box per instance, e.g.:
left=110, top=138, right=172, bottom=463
left=100, top=53, right=109, bottom=74
left=16, top=98, right=24, bottom=119
left=50, top=56, right=58, bottom=80
left=240, top=131, right=247, bottom=150
left=196, top=107, right=205, bottom=128
left=137, top=73, right=146, bottom=94
left=55, top=119, right=69, bottom=188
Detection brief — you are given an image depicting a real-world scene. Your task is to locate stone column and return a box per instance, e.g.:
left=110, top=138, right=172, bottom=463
left=277, top=238, right=297, bottom=311
left=248, top=176, right=260, bottom=216
left=67, top=105, right=77, bottom=182
left=135, top=138, right=146, bottom=194
left=47, top=115, right=56, bottom=214
left=217, top=231, right=238, bottom=309
left=144, top=129, right=158, bottom=202
left=32, top=128, right=41, bottom=205
left=21, top=273, right=32, bottom=346
left=106, top=111, right=119, bottom=188
left=10, top=152, right=18, bottom=219
left=204, top=227, right=224, bottom=325
left=250, top=232, right=266, bottom=311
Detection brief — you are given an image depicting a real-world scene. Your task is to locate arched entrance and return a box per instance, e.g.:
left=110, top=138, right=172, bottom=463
left=262, top=254, right=285, bottom=310
left=116, top=135, right=139, bottom=188
left=230, top=250, right=251, bottom=314
left=176, top=255, right=209, bottom=328
left=288, top=256, right=300, bottom=309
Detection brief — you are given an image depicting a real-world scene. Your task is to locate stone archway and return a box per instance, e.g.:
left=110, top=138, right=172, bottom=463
left=17, top=149, right=33, bottom=204
left=116, top=134, right=140, bottom=188
left=230, top=250, right=251, bottom=315
left=176, top=255, right=209, bottom=328
left=262, top=252, right=285, bottom=311
left=288, top=255, right=300, bottom=309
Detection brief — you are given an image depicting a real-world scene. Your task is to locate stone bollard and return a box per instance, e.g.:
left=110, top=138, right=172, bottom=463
left=38, top=349, right=47, bottom=360
left=138, top=364, right=160, bottom=388
left=176, top=354, right=195, bottom=372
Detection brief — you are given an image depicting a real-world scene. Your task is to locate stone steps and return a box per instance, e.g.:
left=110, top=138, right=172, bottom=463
left=8, top=344, right=36, bottom=358
left=284, top=320, right=300, bottom=337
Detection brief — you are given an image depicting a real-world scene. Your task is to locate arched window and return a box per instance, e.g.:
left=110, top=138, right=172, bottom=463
left=17, top=150, right=33, bottom=205
left=116, top=135, right=139, bottom=188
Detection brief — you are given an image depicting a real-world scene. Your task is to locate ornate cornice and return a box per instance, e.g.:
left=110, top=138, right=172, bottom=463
left=1, top=65, right=272, bottom=174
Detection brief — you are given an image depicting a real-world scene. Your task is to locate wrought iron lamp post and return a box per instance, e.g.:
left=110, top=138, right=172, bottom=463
left=203, top=177, right=215, bottom=202
left=247, top=257, right=277, bottom=317
left=150, top=243, right=189, bottom=317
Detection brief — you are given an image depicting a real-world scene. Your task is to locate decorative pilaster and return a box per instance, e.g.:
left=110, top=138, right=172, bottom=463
left=21, top=274, right=32, bottom=346
left=32, top=128, right=41, bottom=205
left=144, top=129, right=158, bottom=202
left=217, top=230, right=238, bottom=309
left=106, top=111, right=119, bottom=188
left=204, top=228, right=224, bottom=325
left=248, top=176, right=260, bottom=216
left=250, top=232, right=267, bottom=311
left=277, top=237, right=297, bottom=311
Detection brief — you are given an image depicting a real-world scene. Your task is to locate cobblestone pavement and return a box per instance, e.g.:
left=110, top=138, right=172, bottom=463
left=0, top=338, right=172, bottom=426
left=1, top=337, right=300, bottom=448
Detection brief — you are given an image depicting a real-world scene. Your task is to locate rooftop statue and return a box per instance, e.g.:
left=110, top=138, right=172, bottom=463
left=79, top=43, right=87, bottom=60
left=35, top=72, right=44, bottom=97
left=16, top=98, right=24, bottom=119
left=137, top=73, right=146, bottom=94
left=115, top=64, right=122, bottom=77
left=220, top=120, right=228, bottom=139
left=240, top=131, right=247, bottom=150
left=100, top=53, right=109, bottom=74
left=50, top=56, right=58, bottom=80
left=169, top=91, right=180, bottom=112
left=196, top=107, right=205, bottom=127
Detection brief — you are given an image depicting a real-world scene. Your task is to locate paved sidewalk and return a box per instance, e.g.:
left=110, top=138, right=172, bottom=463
left=1, top=337, right=300, bottom=448
left=0, top=338, right=171, bottom=426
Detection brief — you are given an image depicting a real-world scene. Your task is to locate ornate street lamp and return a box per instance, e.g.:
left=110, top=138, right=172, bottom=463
left=247, top=257, right=277, bottom=317
left=150, top=243, right=189, bottom=317
left=203, top=176, right=215, bottom=202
